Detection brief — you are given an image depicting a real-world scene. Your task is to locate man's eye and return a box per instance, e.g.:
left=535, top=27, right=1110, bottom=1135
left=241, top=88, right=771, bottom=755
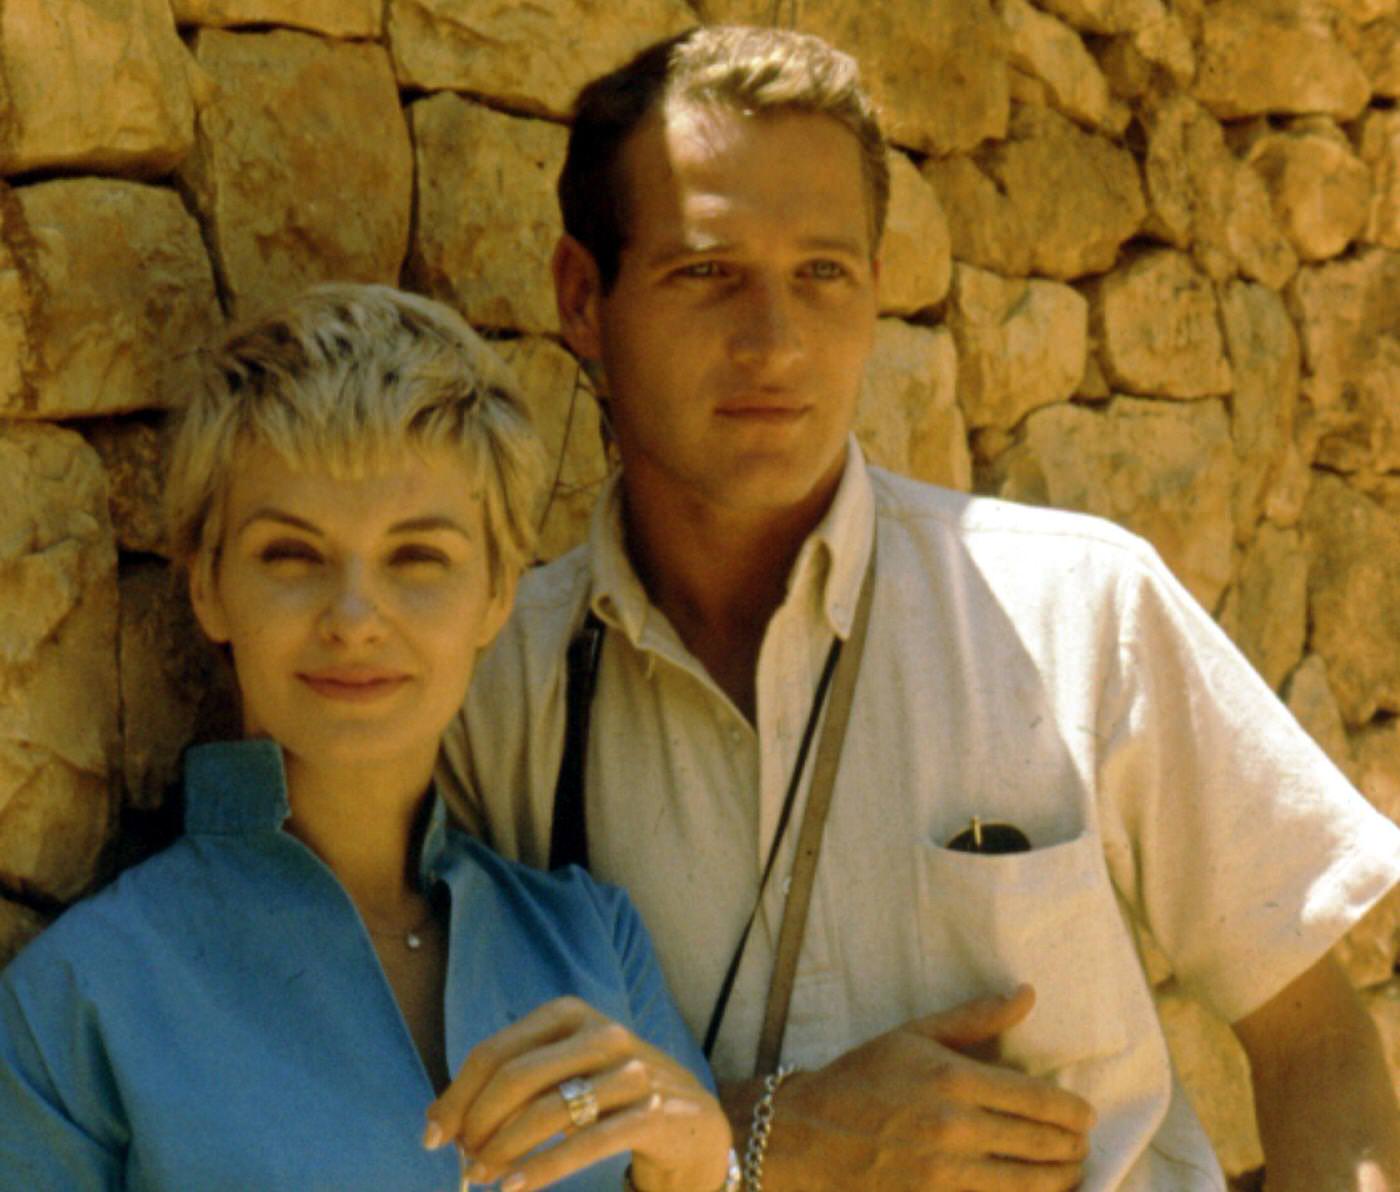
left=677, top=261, right=725, bottom=279
left=804, top=259, right=847, bottom=280
left=259, top=541, right=320, bottom=564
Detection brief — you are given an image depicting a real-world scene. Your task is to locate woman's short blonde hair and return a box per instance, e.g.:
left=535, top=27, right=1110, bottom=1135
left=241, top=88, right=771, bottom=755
left=165, top=283, right=546, bottom=591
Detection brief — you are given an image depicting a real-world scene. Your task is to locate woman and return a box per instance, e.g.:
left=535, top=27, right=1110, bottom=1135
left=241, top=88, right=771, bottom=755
left=0, top=285, right=735, bottom=1192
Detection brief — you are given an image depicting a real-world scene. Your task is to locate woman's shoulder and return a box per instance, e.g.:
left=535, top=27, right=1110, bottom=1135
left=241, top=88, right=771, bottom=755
left=444, top=832, right=638, bottom=946
left=2, top=841, right=200, bottom=998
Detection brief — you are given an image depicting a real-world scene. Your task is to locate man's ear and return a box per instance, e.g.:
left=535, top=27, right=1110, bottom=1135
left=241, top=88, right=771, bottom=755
left=552, top=234, right=605, bottom=363
left=188, top=557, right=231, bottom=646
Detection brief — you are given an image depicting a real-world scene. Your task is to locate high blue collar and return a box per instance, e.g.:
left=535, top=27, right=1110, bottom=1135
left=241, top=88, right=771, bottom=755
left=181, top=739, right=451, bottom=889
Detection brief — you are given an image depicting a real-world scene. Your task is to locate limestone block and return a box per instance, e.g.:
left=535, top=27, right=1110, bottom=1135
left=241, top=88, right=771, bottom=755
left=973, top=104, right=1145, bottom=281
left=1342, top=721, right=1400, bottom=986
left=0, top=180, right=221, bottom=420
left=695, top=0, right=1010, bottom=156
left=995, top=397, right=1235, bottom=610
left=0, top=0, right=195, bottom=176
left=1093, top=35, right=1152, bottom=101
left=1032, top=0, right=1164, bottom=35
left=1301, top=473, right=1400, bottom=725
left=1129, top=6, right=1195, bottom=87
left=1221, top=282, right=1299, bottom=538
left=1093, top=250, right=1232, bottom=399
left=1335, top=0, right=1399, bottom=23
left=180, top=30, right=412, bottom=319
left=921, top=156, right=1032, bottom=278
left=171, top=0, right=380, bottom=36
left=856, top=321, right=970, bottom=493
left=1361, top=109, right=1400, bottom=249
left=0, top=424, right=117, bottom=902
left=84, top=419, right=169, bottom=557
left=1283, top=654, right=1355, bottom=779
left=1225, top=524, right=1306, bottom=692
left=1348, top=16, right=1400, bottom=97
left=0, top=898, right=48, bottom=968
left=878, top=153, right=951, bottom=317
left=1194, top=0, right=1371, bottom=121
left=1142, top=95, right=1297, bottom=290
left=1156, top=987, right=1263, bottom=1177
left=1351, top=715, right=1400, bottom=842
left=946, top=265, right=1087, bottom=433
left=388, top=0, right=693, bottom=119
left=1287, top=248, right=1400, bottom=471
left=1366, top=980, right=1400, bottom=1100
left=997, top=0, right=1114, bottom=131
left=1245, top=126, right=1372, bottom=262
left=495, top=337, right=610, bottom=562
left=407, top=96, right=566, bottom=336
left=119, top=562, right=236, bottom=811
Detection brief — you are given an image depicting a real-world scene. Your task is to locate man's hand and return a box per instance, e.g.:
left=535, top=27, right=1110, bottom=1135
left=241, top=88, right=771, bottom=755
left=723, top=985, right=1094, bottom=1191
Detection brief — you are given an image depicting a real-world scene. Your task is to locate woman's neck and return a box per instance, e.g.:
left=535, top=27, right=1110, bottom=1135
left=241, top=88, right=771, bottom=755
left=280, top=748, right=435, bottom=923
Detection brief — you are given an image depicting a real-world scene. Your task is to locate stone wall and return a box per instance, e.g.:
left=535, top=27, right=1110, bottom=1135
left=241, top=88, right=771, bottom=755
left=2, top=0, right=1398, bottom=1177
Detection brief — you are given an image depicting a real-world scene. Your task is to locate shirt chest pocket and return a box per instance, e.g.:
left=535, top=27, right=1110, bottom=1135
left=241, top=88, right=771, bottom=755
left=915, top=832, right=1134, bottom=1077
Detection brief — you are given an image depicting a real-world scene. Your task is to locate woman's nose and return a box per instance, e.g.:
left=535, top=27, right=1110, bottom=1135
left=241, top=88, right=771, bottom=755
left=318, top=564, right=385, bottom=645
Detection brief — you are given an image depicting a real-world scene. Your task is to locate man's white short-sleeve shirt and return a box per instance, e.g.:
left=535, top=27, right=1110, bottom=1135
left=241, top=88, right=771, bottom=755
left=441, top=442, right=1400, bottom=1188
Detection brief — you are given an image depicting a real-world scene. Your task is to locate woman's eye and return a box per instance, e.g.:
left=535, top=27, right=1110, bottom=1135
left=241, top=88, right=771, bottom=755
left=259, top=541, right=321, bottom=564
left=391, top=545, right=450, bottom=567
left=804, top=259, right=846, bottom=280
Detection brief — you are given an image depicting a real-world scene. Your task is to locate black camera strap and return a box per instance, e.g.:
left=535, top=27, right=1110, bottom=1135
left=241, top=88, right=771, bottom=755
left=549, top=548, right=875, bottom=1067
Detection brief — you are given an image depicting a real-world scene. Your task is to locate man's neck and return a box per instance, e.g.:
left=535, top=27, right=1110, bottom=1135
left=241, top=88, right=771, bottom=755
left=619, top=472, right=842, bottom=721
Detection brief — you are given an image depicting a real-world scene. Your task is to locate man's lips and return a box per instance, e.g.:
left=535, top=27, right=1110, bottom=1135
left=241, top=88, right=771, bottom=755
left=297, top=670, right=412, bottom=702
left=715, top=399, right=808, bottom=422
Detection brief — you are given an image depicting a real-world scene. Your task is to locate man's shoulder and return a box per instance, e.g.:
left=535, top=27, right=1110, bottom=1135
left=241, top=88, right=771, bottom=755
left=868, top=466, right=1159, bottom=573
left=486, top=542, right=593, bottom=665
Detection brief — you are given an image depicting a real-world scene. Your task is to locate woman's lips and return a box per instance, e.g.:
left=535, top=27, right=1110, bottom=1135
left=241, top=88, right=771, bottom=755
left=297, top=673, right=411, bottom=702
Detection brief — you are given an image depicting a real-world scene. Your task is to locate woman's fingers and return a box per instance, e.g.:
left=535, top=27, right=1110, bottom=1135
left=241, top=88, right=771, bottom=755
left=425, top=997, right=602, bottom=1148
left=425, top=996, right=729, bottom=1192
left=456, top=1016, right=642, bottom=1153
left=461, top=1056, right=659, bottom=1181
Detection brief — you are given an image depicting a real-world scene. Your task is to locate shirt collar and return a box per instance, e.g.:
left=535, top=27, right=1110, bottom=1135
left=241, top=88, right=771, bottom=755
left=587, top=435, right=876, bottom=644
left=182, top=739, right=451, bottom=887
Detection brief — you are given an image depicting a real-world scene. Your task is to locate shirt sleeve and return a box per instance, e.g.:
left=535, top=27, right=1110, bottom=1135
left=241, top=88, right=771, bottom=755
left=1096, top=544, right=1400, bottom=1023
left=598, top=884, right=716, bottom=1094
left=0, top=965, right=124, bottom=1190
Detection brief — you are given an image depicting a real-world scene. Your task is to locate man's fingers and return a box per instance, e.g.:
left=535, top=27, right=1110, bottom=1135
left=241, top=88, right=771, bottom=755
left=926, top=1055, right=1095, bottom=1137
left=961, top=1155, right=1086, bottom=1192
left=909, top=984, right=1037, bottom=1051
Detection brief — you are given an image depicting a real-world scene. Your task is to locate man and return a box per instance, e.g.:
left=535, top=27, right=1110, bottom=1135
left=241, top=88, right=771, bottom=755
left=439, top=25, right=1400, bottom=1189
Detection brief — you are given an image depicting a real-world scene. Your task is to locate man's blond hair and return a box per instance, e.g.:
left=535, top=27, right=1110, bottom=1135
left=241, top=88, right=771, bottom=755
left=165, top=283, right=545, bottom=590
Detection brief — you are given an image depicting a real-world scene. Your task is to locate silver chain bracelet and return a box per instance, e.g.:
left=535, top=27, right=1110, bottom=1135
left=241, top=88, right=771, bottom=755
left=743, top=1063, right=796, bottom=1191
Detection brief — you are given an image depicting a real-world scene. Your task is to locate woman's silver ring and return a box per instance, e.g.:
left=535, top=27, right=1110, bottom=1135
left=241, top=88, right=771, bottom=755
left=557, top=1076, right=599, bottom=1128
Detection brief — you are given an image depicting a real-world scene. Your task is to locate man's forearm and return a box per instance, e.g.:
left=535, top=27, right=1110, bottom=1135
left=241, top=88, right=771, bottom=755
left=1252, top=1021, right=1399, bottom=1191
left=1235, top=957, right=1400, bottom=1191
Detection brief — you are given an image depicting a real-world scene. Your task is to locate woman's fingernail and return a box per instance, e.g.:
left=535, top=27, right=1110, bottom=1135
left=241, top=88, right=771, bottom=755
left=465, top=1162, right=488, bottom=1183
left=502, top=1174, right=526, bottom=1192
left=423, top=1121, right=444, bottom=1150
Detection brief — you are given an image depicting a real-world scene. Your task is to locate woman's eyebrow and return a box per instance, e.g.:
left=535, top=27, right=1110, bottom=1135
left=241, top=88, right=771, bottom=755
left=236, top=508, right=322, bottom=536
left=388, top=515, right=473, bottom=539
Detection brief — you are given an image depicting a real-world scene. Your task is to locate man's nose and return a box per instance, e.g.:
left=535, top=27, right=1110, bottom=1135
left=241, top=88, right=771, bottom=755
left=730, top=276, right=803, bottom=370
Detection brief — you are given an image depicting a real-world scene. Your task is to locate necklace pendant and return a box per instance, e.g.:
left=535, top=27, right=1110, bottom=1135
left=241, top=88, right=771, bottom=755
left=405, top=931, right=422, bottom=951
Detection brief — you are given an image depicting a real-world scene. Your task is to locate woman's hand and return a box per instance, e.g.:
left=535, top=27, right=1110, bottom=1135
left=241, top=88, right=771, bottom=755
left=423, top=996, right=731, bottom=1192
